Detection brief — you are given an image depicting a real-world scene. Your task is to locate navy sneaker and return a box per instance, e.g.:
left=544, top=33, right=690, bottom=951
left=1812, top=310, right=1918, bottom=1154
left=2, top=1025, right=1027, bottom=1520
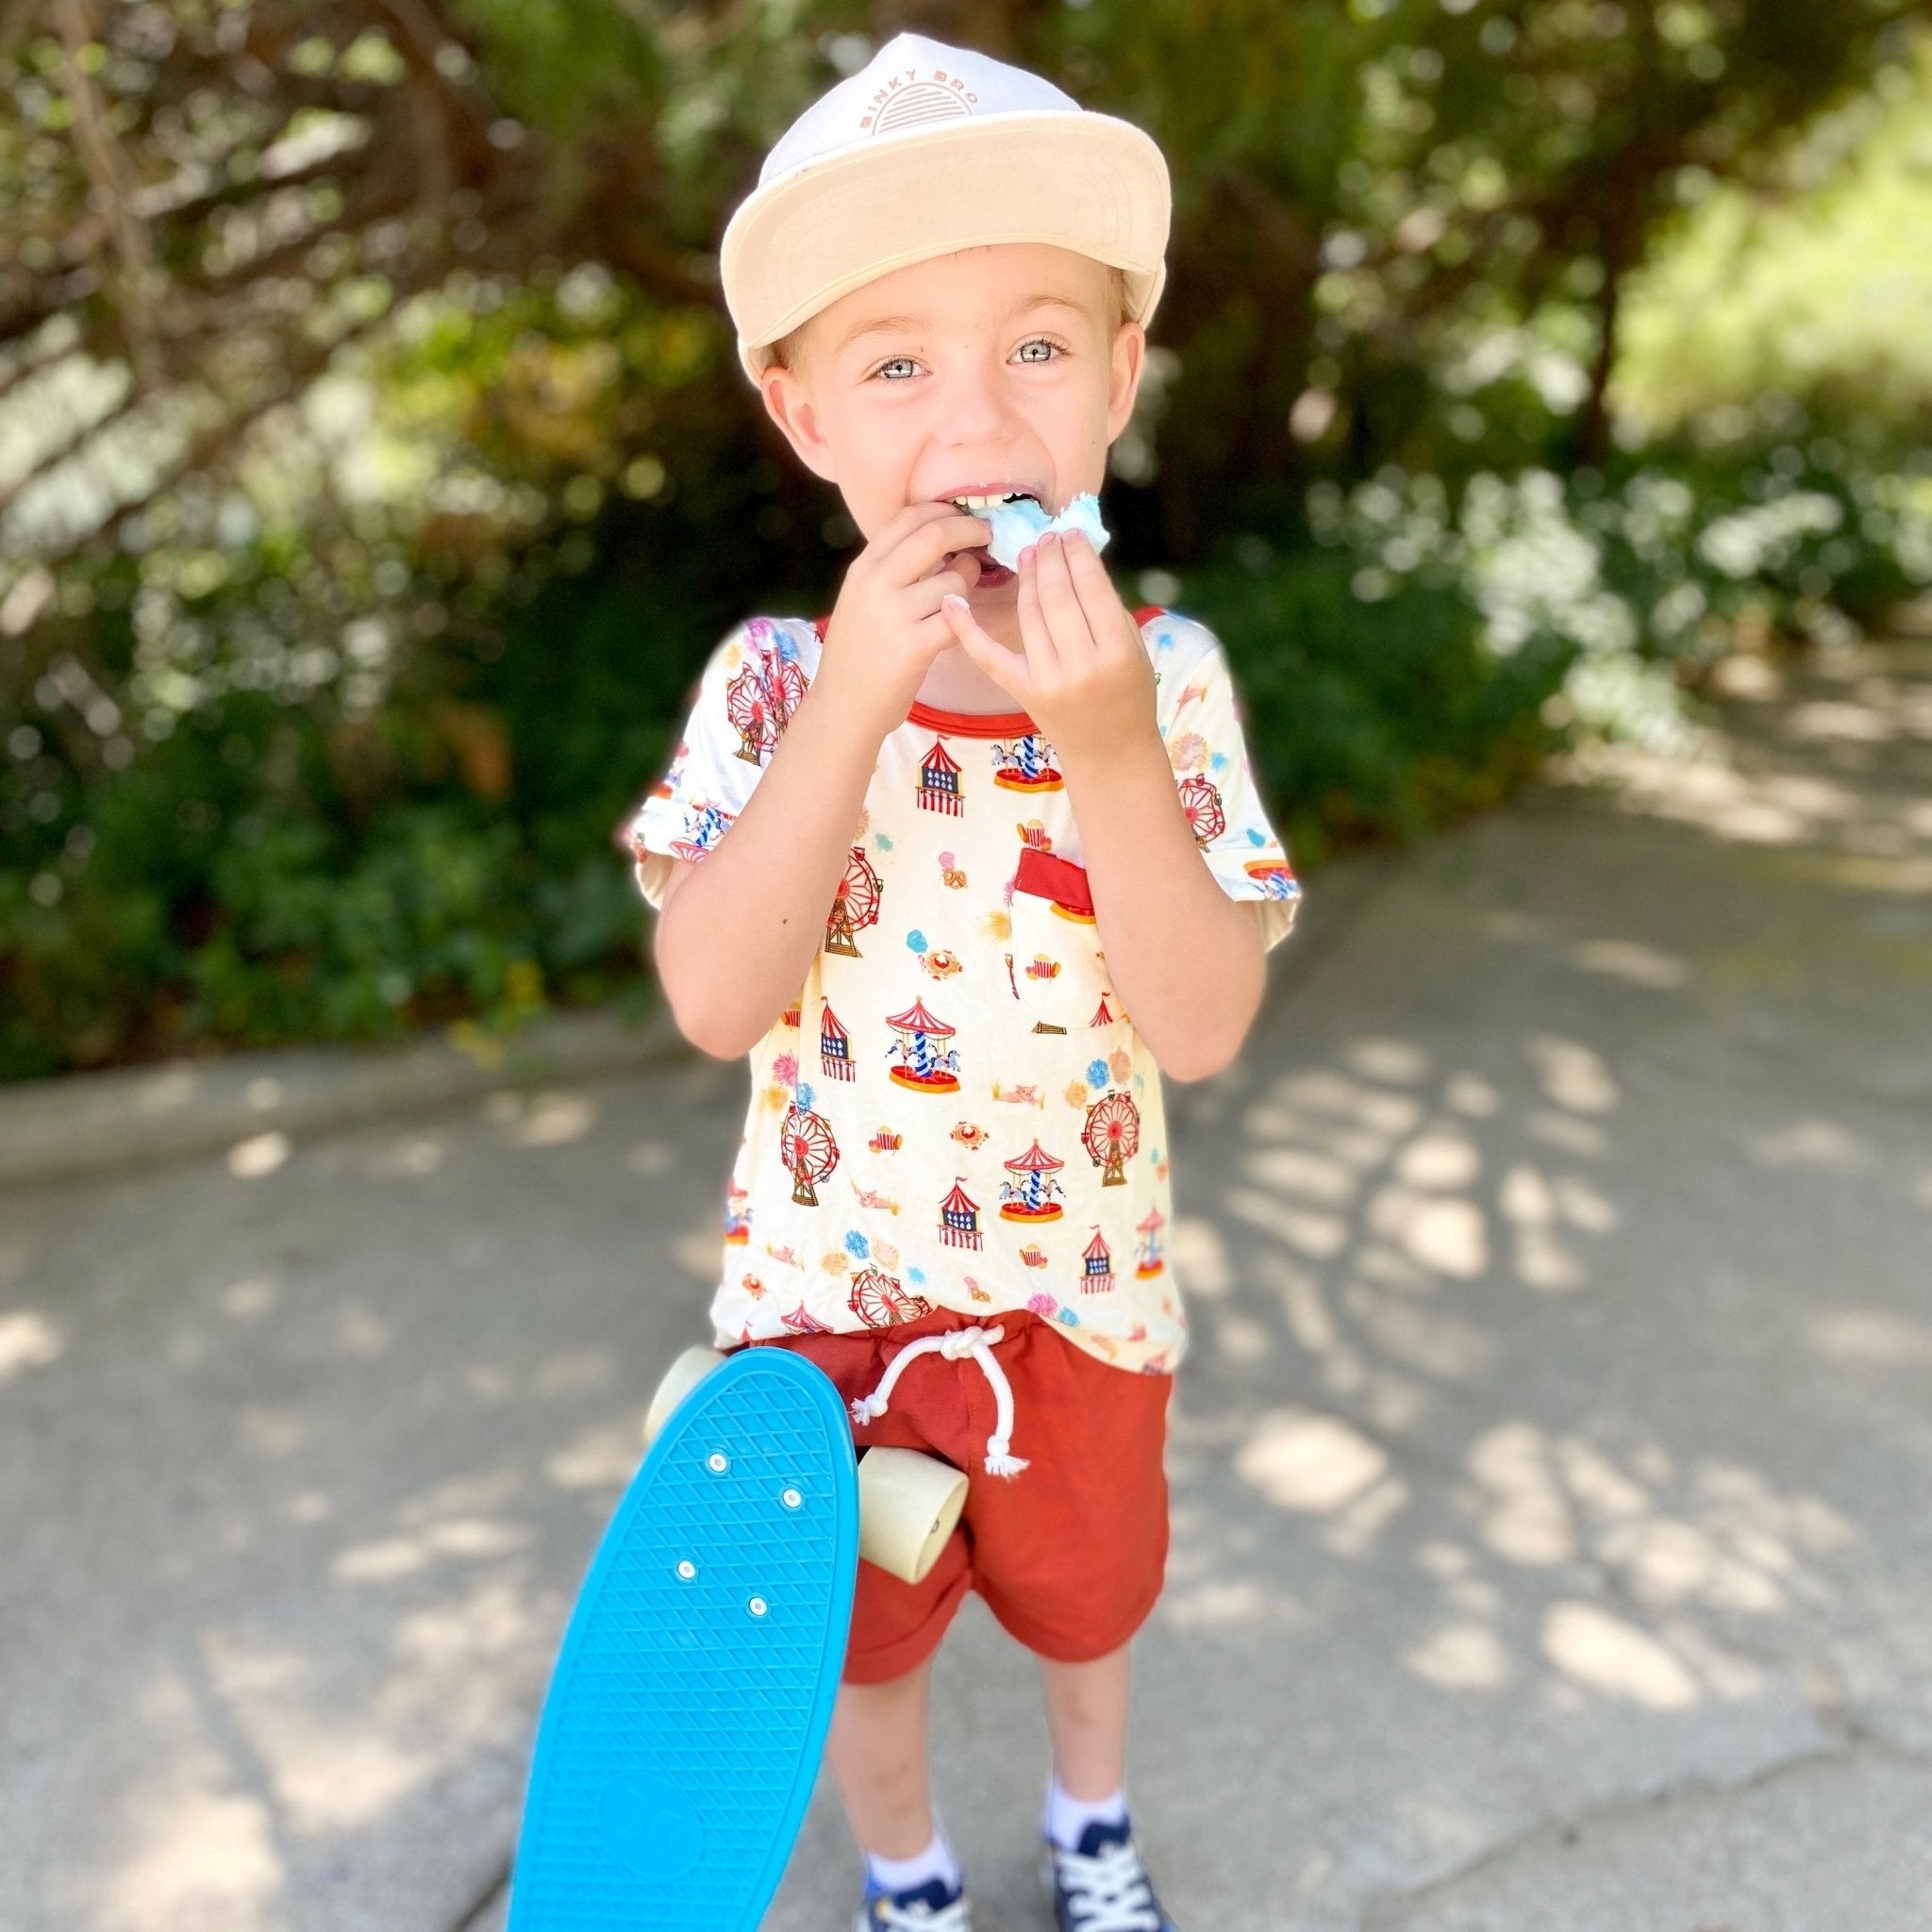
left=1041, top=1816, right=1178, bottom=1930
left=853, top=1872, right=974, bottom=1930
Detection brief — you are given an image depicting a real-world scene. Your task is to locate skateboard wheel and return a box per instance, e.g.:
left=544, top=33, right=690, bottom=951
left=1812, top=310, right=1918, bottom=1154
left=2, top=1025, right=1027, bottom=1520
left=641, top=1344, right=728, bottom=1448
left=856, top=1447, right=970, bottom=1586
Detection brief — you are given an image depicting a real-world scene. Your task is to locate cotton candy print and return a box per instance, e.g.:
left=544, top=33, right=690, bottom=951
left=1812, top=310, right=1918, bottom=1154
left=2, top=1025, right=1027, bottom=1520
left=623, top=606, right=1302, bottom=1377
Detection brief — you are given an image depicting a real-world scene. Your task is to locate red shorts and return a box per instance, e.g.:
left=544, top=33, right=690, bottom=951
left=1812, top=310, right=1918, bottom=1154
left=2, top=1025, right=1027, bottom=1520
left=735, top=1307, right=1173, bottom=1684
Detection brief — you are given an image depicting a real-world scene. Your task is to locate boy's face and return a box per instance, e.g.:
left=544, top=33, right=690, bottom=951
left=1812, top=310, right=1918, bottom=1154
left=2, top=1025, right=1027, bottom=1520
left=758, top=242, right=1145, bottom=610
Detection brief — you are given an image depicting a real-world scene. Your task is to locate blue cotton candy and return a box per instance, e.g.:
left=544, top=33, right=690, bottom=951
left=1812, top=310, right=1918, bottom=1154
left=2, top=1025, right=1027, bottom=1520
left=977, top=491, right=1111, bottom=571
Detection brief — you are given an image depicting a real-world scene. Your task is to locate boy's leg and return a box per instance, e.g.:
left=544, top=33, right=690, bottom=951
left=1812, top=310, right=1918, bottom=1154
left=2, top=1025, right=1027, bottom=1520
left=1038, top=1637, right=1131, bottom=1797
left=824, top=1649, right=939, bottom=1859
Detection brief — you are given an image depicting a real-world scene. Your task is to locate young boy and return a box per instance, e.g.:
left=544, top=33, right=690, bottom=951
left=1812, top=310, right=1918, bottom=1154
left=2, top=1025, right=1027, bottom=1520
left=625, top=32, right=1301, bottom=1931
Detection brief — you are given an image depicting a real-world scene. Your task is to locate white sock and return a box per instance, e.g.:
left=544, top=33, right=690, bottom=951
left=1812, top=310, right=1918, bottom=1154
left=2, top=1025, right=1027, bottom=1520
left=865, top=1823, right=962, bottom=1896
left=1043, top=1772, right=1128, bottom=1851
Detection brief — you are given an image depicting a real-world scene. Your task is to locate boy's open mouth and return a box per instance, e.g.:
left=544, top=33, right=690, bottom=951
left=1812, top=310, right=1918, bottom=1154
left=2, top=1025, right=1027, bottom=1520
left=941, top=490, right=1041, bottom=590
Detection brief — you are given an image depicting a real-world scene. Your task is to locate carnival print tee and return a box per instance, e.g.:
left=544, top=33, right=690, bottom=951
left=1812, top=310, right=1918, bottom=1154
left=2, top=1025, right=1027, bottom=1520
left=625, top=606, right=1301, bottom=1376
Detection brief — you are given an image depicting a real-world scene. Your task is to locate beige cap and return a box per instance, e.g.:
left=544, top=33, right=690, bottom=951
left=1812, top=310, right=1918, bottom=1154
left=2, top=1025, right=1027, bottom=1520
left=720, top=31, right=1171, bottom=389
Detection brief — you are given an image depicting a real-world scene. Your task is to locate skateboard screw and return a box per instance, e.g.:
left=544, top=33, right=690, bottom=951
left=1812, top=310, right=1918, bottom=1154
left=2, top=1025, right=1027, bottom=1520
left=676, top=1560, right=696, bottom=1580
left=748, top=1595, right=769, bottom=1618
left=781, top=1488, right=803, bottom=1509
left=707, top=1452, right=729, bottom=1474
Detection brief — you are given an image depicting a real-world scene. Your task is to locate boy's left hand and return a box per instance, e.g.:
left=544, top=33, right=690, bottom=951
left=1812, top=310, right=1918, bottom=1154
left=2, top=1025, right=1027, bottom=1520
left=939, top=528, right=1158, bottom=767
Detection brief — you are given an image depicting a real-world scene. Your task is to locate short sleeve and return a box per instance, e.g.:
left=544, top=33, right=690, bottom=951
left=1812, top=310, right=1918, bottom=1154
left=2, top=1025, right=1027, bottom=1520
left=1152, top=613, right=1303, bottom=954
left=622, top=616, right=814, bottom=911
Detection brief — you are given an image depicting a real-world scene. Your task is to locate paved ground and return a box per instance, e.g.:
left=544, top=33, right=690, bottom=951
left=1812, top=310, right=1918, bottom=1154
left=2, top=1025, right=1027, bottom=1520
left=5, top=633, right=1931, bottom=1932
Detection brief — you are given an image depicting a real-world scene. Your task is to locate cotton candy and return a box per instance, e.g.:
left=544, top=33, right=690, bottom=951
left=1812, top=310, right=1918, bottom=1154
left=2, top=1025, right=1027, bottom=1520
left=976, top=491, right=1111, bottom=572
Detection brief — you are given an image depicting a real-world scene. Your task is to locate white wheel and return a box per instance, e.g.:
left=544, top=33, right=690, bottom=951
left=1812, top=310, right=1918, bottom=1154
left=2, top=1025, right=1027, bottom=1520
left=641, top=1344, right=727, bottom=1448
left=857, top=1447, right=969, bottom=1585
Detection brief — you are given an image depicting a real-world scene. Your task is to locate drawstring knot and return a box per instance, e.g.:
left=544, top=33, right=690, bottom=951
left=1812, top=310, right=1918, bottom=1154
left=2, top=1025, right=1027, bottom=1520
left=849, top=1323, right=1030, bottom=1478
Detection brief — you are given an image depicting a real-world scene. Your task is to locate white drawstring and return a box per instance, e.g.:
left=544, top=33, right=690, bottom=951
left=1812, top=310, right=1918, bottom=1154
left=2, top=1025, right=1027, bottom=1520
left=849, top=1324, right=1030, bottom=1477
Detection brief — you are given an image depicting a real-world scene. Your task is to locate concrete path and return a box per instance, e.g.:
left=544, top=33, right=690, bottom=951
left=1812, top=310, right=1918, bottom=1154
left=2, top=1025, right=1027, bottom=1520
left=5, top=635, right=1930, bottom=1932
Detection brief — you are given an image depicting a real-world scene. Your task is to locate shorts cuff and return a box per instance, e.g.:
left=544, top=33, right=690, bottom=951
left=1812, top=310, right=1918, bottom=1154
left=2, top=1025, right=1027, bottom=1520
left=841, top=1564, right=971, bottom=1685
left=976, top=1576, right=1165, bottom=1665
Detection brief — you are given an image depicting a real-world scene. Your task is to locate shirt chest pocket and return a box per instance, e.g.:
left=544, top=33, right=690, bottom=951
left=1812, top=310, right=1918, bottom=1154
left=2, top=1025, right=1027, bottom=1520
left=1006, top=846, right=1115, bottom=1033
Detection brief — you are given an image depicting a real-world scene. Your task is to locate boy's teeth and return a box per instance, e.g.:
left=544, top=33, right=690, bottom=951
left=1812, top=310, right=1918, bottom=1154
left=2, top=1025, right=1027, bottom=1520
left=951, top=491, right=1034, bottom=511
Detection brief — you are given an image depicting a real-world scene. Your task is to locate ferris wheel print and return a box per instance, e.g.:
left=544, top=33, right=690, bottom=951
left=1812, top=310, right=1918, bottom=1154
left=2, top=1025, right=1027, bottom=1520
left=1176, top=774, right=1226, bottom=845
left=1082, top=1090, right=1141, bottom=1186
left=779, top=1101, right=840, bottom=1206
left=825, top=845, right=883, bottom=956
left=724, top=652, right=807, bottom=766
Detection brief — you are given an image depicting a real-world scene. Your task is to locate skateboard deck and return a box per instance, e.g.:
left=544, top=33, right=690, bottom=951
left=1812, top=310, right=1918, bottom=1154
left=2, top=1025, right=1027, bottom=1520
left=507, top=1344, right=859, bottom=1929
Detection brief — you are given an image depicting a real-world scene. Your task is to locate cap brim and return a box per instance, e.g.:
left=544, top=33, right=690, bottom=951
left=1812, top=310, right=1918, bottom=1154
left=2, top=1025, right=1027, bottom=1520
left=721, top=110, right=1170, bottom=387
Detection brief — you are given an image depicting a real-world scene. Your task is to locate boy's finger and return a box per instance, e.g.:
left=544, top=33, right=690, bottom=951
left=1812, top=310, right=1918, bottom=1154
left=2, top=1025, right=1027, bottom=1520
left=1059, top=529, right=1128, bottom=649
left=941, top=596, right=1034, bottom=704
left=1015, top=546, right=1063, bottom=685
left=1030, top=535, right=1095, bottom=665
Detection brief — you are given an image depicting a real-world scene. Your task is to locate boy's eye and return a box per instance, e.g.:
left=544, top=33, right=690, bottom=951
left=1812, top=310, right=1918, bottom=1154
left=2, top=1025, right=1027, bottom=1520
left=869, top=338, right=1068, bottom=382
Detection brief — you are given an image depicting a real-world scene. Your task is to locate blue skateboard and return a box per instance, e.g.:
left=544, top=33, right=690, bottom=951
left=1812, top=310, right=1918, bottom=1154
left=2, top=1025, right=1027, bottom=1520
left=506, top=1345, right=860, bottom=1930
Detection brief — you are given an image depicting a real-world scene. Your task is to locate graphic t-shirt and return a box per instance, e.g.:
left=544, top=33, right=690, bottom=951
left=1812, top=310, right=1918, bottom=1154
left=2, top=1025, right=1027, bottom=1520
left=625, top=606, right=1301, bottom=1376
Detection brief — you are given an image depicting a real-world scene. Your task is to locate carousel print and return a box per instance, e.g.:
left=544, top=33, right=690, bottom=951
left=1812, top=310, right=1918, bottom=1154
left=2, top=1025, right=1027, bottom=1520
left=665, top=798, right=735, bottom=865
left=999, top=1139, right=1067, bottom=1223
left=885, top=998, right=960, bottom=1094
left=1135, top=1205, right=1167, bottom=1278
left=1245, top=856, right=1302, bottom=897
left=779, top=1100, right=840, bottom=1205
left=938, top=1176, right=984, bottom=1251
left=917, top=740, right=963, bottom=815
left=993, top=734, right=1063, bottom=792
left=1082, top=1227, right=1115, bottom=1291
left=847, top=1265, right=934, bottom=1329
left=819, top=1003, right=855, bottom=1081
left=1176, top=774, right=1227, bottom=845
left=1082, top=1090, right=1141, bottom=1187
left=724, top=649, right=807, bottom=766
left=825, top=845, right=882, bottom=956
left=723, top=1178, right=750, bottom=1244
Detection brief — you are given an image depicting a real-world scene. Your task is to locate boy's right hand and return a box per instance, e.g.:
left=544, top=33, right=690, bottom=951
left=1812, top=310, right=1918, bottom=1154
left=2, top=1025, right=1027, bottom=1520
left=814, top=504, right=995, bottom=733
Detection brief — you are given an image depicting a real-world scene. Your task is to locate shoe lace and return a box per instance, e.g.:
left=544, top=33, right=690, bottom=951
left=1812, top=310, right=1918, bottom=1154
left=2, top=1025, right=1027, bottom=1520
left=1054, top=1840, right=1164, bottom=1931
left=873, top=1892, right=972, bottom=1931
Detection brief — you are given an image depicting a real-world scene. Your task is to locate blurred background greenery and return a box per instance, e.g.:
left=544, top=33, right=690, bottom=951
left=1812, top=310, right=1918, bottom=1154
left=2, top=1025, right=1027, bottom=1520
left=3, top=0, right=1928, bottom=1080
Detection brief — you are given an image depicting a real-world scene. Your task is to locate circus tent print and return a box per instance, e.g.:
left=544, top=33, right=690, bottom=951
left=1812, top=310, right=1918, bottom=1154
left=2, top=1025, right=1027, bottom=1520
left=885, top=998, right=960, bottom=1093
left=1082, top=1226, right=1114, bottom=1291
left=938, top=1176, right=984, bottom=1250
left=999, top=1139, right=1066, bottom=1223
left=917, top=740, right=963, bottom=815
left=819, top=1003, right=855, bottom=1081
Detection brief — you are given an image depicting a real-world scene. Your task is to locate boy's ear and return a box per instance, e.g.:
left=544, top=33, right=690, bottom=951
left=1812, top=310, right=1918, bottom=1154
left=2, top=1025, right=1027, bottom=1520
left=759, top=364, right=838, bottom=489
left=1106, top=319, right=1147, bottom=447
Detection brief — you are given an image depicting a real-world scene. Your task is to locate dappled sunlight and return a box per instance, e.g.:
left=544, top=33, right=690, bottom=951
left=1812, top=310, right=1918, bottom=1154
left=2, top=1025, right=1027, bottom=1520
left=227, top=1130, right=291, bottom=1178
left=1811, top=1307, right=1932, bottom=1368
left=1235, top=1407, right=1391, bottom=1515
left=1541, top=1601, right=1700, bottom=1711
left=484, top=1087, right=599, bottom=1148
left=0, top=1307, right=63, bottom=1380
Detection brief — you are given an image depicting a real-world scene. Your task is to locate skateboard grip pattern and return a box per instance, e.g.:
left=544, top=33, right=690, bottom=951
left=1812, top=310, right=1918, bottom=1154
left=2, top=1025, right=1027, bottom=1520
left=508, top=1348, right=859, bottom=1929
